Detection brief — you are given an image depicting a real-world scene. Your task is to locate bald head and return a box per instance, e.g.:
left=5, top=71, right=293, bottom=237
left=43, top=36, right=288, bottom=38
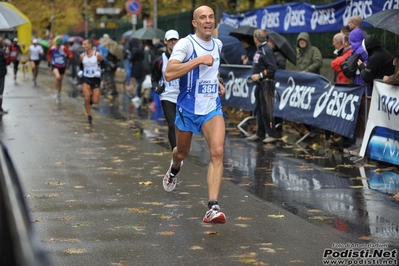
left=192, top=5, right=215, bottom=41
left=193, top=5, right=214, bottom=20
left=348, top=15, right=362, bottom=30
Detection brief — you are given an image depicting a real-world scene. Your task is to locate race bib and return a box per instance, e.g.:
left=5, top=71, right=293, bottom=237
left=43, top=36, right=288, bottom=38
left=195, top=79, right=218, bottom=98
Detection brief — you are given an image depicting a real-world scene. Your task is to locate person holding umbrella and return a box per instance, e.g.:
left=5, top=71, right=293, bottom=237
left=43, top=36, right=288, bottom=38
left=246, top=29, right=278, bottom=144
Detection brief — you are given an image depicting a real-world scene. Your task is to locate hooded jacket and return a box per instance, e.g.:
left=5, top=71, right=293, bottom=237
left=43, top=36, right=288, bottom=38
left=348, top=28, right=368, bottom=85
left=296, top=32, right=322, bottom=74
left=331, top=45, right=352, bottom=83
left=359, top=34, right=394, bottom=84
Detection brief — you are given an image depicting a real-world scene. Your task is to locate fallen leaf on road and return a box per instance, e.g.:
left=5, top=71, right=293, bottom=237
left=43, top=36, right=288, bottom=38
left=46, top=182, right=64, bottom=186
left=158, top=215, right=173, bottom=220
left=290, top=259, right=304, bottom=263
left=307, top=209, right=323, bottom=213
left=264, top=182, right=275, bottom=186
left=158, top=231, right=175, bottom=235
left=189, top=246, right=203, bottom=250
left=259, top=247, right=276, bottom=253
left=349, top=186, right=363, bottom=189
left=74, top=186, right=85, bottom=189
left=268, top=214, right=284, bottom=218
left=98, top=167, right=113, bottom=170
left=205, top=231, right=219, bottom=235
left=309, top=216, right=333, bottom=221
left=143, top=202, right=164, bottom=205
left=235, top=224, right=250, bottom=228
left=64, top=248, right=87, bottom=254
left=127, top=208, right=151, bottom=214
left=139, top=181, right=154, bottom=186
left=235, top=216, right=252, bottom=221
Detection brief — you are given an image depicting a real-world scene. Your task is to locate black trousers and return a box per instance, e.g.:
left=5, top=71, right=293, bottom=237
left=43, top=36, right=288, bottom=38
left=161, top=100, right=177, bottom=150
left=254, top=81, right=277, bottom=138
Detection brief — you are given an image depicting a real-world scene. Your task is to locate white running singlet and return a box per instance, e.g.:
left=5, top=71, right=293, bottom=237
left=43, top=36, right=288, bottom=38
left=29, top=45, right=43, bottom=61
left=82, top=51, right=100, bottom=78
left=169, top=34, right=222, bottom=115
left=160, top=53, right=179, bottom=103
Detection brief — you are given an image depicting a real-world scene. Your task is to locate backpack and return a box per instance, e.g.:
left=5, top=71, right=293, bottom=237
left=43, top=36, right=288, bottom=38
left=341, top=54, right=362, bottom=78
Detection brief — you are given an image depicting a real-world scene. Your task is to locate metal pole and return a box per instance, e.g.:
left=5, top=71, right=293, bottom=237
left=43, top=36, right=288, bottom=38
left=84, top=0, right=88, bottom=38
left=153, top=0, right=157, bottom=29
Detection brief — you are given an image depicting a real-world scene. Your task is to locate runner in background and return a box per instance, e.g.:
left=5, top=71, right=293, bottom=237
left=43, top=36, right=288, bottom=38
left=47, top=39, right=73, bottom=104
left=19, top=43, right=29, bottom=78
left=28, top=39, right=43, bottom=85
left=79, top=39, right=104, bottom=124
left=9, top=38, right=21, bottom=83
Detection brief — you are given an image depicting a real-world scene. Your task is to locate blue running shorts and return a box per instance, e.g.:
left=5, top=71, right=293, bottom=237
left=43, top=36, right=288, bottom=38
left=175, top=106, right=224, bottom=135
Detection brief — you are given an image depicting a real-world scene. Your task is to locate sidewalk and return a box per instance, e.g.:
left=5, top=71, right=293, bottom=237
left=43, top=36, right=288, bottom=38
left=2, top=69, right=353, bottom=266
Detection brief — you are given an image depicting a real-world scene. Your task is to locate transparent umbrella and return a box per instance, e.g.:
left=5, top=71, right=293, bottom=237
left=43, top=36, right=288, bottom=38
left=0, top=3, right=28, bottom=29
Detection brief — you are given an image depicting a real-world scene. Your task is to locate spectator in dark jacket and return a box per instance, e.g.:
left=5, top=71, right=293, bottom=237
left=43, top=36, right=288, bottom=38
left=129, top=38, right=145, bottom=99
left=358, top=34, right=395, bottom=85
left=240, top=36, right=257, bottom=65
left=0, top=37, right=8, bottom=114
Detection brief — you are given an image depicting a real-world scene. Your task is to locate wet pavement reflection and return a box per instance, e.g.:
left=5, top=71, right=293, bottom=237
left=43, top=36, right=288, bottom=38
left=68, top=81, right=399, bottom=248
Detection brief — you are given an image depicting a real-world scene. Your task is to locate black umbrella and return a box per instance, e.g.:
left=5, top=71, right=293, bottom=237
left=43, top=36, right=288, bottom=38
left=130, top=28, right=165, bottom=40
left=229, top=26, right=258, bottom=40
left=364, top=9, right=399, bottom=35
left=265, top=29, right=296, bottom=65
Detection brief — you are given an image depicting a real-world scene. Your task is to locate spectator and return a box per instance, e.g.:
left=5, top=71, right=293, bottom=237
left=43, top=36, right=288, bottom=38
left=340, top=25, right=351, bottom=36
left=296, top=32, right=322, bottom=74
left=0, top=37, right=8, bottom=114
left=70, top=39, right=84, bottom=84
left=267, top=34, right=286, bottom=136
left=358, top=34, right=395, bottom=85
left=129, top=38, right=145, bottom=100
left=240, top=36, right=257, bottom=65
left=121, top=36, right=132, bottom=86
left=331, top=33, right=352, bottom=83
left=246, top=29, right=278, bottom=144
left=348, top=15, right=362, bottom=31
left=295, top=32, right=322, bottom=136
left=383, top=54, right=399, bottom=85
left=344, top=28, right=369, bottom=156
left=329, top=33, right=353, bottom=148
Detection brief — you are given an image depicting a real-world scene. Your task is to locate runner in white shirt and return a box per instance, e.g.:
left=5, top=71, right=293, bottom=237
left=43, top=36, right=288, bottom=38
left=162, top=5, right=227, bottom=224
left=79, top=39, right=104, bottom=124
left=28, top=38, right=44, bottom=85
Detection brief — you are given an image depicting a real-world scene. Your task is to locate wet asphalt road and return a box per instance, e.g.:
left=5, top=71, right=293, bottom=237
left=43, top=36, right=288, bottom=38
left=1, top=66, right=398, bottom=266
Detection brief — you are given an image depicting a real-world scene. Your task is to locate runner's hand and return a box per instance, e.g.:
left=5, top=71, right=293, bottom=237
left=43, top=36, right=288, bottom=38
left=201, top=54, right=214, bottom=66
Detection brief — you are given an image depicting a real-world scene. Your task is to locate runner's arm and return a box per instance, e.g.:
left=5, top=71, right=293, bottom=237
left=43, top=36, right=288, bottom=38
left=165, top=55, right=213, bottom=82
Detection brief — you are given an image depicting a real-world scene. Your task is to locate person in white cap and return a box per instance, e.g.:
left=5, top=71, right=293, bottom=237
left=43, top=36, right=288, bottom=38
left=28, top=38, right=44, bottom=85
left=151, top=29, right=180, bottom=151
left=10, top=38, right=21, bottom=83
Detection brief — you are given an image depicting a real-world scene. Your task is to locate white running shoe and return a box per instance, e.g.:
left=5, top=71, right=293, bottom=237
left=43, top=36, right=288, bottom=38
left=203, top=205, right=226, bottom=224
left=163, top=160, right=183, bottom=192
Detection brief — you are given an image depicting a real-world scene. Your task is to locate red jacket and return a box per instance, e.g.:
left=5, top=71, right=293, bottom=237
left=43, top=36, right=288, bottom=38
left=331, top=47, right=352, bottom=83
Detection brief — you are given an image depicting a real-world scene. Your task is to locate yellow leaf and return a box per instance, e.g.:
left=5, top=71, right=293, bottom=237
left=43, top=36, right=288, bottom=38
left=205, top=231, right=219, bottom=235
left=158, top=215, right=173, bottom=220
left=268, top=214, right=284, bottom=218
left=239, top=182, right=251, bottom=187
left=264, top=182, right=276, bottom=186
left=349, top=186, right=363, bottom=189
left=290, top=259, right=304, bottom=263
left=74, top=186, right=85, bottom=189
left=235, top=224, right=250, bottom=228
left=307, top=209, right=323, bottom=213
left=56, top=161, right=66, bottom=165
left=189, top=246, right=203, bottom=250
left=139, top=181, right=154, bottom=186
left=259, top=247, right=276, bottom=253
left=98, top=167, right=113, bottom=170
left=235, top=216, right=253, bottom=221
left=158, top=231, right=175, bottom=235
left=143, top=202, right=164, bottom=206
left=309, top=216, right=333, bottom=221
left=323, top=167, right=336, bottom=171
left=127, top=208, right=151, bottom=214
left=64, top=248, right=87, bottom=254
